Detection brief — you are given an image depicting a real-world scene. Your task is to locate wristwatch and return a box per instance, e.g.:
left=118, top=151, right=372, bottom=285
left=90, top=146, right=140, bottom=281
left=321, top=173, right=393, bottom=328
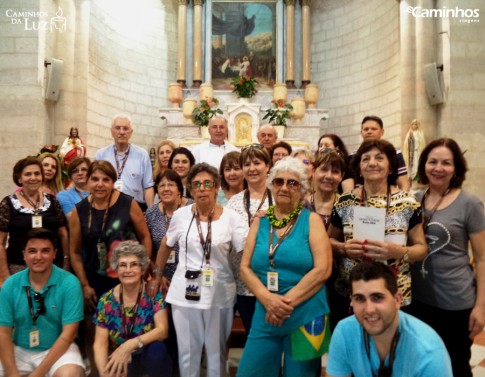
left=137, top=337, right=144, bottom=349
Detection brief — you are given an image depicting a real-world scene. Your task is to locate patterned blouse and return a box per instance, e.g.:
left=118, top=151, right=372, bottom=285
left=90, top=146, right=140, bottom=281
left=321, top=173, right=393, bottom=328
left=93, top=286, right=166, bottom=349
left=331, top=190, right=422, bottom=306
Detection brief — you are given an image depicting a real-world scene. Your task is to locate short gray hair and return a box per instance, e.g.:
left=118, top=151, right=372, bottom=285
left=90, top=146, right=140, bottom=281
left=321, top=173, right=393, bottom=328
left=268, top=157, right=309, bottom=195
left=110, top=241, right=150, bottom=273
left=186, top=163, right=221, bottom=190
left=111, top=113, right=132, bottom=128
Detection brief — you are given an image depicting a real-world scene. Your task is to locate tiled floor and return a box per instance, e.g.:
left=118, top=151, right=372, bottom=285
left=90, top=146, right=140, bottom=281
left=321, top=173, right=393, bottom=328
left=227, top=329, right=485, bottom=376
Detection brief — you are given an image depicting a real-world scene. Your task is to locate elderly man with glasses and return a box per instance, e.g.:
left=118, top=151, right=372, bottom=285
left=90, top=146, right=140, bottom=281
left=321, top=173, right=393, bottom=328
left=0, top=228, right=85, bottom=377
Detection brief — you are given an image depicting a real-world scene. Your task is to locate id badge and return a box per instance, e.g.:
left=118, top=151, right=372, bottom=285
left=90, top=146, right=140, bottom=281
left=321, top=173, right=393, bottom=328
left=185, top=270, right=201, bottom=301
left=97, top=242, right=108, bottom=271
left=30, top=330, right=40, bottom=348
left=202, top=267, right=214, bottom=287
left=267, top=271, right=279, bottom=292
left=167, top=250, right=176, bottom=264
left=114, top=179, right=123, bottom=192
left=32, top=215, right=42, bottom=228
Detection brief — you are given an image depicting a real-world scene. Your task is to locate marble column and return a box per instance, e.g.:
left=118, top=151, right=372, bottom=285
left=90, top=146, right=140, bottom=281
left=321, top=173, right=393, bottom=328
left=177, top=0, right=188, bottom=87
left=193, top=0, right=204, bottom=88
left=301, top=0, right=311, bottom=87
left=285, top=0, right=296, bottom=88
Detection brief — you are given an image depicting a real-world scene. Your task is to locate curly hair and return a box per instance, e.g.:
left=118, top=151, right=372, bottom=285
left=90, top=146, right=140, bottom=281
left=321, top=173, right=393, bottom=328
left=268, top=157, right=309, bottom=195
left=352, top=140, right=398, bottom=186
left=110, top=240, right=150, bottom=273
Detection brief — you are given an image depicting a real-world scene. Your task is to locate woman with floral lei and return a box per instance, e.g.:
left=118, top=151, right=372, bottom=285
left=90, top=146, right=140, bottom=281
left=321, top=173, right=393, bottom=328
left=237, top=157, right=332, bottom=377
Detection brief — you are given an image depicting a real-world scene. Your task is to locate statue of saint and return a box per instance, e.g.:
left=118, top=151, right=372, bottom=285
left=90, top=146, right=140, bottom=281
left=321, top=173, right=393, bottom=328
left=403, top=119, right=425, bottom=186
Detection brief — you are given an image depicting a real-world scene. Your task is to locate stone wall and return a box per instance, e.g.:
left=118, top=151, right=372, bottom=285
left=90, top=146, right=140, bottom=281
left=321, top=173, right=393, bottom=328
left=311, top=0, right=401, bottom=151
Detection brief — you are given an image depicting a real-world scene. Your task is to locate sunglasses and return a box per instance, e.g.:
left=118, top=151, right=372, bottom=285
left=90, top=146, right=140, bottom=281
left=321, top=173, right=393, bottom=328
left=191, top=180, right=216, bottom=190
left=34, top=292, right=46, bottom=316
left=272, top=178, right=301, bottom=189
left=241, top=143, right=264, bottom=152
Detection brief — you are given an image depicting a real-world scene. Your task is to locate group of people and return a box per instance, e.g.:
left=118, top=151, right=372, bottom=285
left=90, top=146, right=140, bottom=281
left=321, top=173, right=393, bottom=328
left=0, top=112, right=484, bottom=377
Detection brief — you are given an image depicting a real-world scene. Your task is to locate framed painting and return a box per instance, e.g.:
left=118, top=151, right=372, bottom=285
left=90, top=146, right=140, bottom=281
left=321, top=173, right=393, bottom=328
left=211, top=0, right=277, bottom=90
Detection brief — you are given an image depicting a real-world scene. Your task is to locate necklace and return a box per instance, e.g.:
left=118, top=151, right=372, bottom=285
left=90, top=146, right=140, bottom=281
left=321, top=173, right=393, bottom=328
left=266, top=202, right=303, bottom=228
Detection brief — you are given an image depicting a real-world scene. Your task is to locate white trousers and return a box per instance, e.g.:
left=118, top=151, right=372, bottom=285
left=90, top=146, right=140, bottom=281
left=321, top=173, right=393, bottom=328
left=172, top=305, right=233, bottom=377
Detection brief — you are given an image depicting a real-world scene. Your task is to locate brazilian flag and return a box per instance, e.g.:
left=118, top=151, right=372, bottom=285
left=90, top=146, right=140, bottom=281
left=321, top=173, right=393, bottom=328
left=291, top=314, right=331, bottom=361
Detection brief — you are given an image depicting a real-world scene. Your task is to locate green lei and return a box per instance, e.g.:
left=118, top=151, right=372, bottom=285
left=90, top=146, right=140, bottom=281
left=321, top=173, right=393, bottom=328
left=266, top=202, right=303, bottom=228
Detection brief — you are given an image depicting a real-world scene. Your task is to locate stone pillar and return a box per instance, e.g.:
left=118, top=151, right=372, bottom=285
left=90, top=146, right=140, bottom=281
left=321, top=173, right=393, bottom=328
left=301, top=0, right=311, bottom=87
left=177, top=0, right=188, bottom=86
left=285, top=0, right=296, bottom=88
left=192, top=0, right=204, bottom=88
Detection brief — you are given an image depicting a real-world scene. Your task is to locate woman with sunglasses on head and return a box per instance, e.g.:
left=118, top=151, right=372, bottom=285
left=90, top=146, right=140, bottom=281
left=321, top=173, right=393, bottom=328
left=153, top=163, right=248, bottom=377
left=93, top=241, right=172, bottom=377
left=409, top=138, right=485, bottom=377
left=226, top=144, right=273, bottom=332
left=168, top=147, right=196, bottom=198
left=217, top=151, right=245, bottom=205
left=0, top=157, right=70, bottom=286
left=57, top=157, right=91, bottom=220
left=327, top=139, right=427, bottom=329
left=292, top=149, right=314, bottom=183
left=237, top=157, right=332, bottom=377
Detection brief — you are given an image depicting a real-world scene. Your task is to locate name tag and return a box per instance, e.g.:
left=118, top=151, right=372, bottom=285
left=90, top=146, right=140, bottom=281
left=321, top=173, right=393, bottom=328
left=167, top=250, right=176, bottom=264
left=202, top=267, right=214, bottom=287
left=32, top=215, right=42, bottom=228
left=267, top=271, right=279, bottom=292
left=30, top=330, right=40, bottom=348
left=114, top=179, right=123, bottom=192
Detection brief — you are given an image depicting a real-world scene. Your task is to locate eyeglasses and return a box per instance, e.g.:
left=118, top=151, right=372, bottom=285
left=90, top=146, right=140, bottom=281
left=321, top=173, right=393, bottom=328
left=118, top=261, right=142, bottom=270
left=33, top=292, right=46, bottom=316
left=272, top=178, right=301, bottom=189
left=72, top=167, right=88, bottom=174
left=191, top=180, right=216, bottom=190
left=158, top=182, right=177, bottom=189
left=241, top=143, right=264, bottom=152
left=273, top=153, right=288, bottom=158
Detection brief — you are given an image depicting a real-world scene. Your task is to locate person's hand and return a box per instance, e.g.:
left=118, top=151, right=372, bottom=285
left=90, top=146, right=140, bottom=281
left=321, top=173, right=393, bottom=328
left=262, top=292, right=293, bottom=327
left=82, top=284, right=98, bottom=313
left=362, top=240, right=403, bottom=261
left=343, top=239, right=365, bottom=259
left=105, top=339, right=135, bottom=377
left=146, top=277, right=170, bottom=298
left=469, top=304, right=485, bottom=339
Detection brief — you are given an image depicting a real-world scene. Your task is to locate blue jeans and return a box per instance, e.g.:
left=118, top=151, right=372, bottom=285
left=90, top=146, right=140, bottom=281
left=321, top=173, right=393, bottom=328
left=128, top=341, right=173, bottom=377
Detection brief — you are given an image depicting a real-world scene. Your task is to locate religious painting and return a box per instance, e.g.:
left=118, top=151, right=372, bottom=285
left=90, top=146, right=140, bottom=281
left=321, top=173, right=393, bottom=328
left=211, top=1, right=277, bottom=90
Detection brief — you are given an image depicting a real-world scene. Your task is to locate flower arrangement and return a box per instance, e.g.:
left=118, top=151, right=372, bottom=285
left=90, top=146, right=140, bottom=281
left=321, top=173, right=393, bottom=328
left=230, top=76, right=258, bottom=98
left=262, top=99, right=294, bottom=127
left=192, top=98, right=223, bottom=127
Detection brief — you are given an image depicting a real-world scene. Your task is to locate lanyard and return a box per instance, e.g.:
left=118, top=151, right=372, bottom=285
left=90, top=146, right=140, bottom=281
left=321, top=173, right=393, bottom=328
left=113, top=145, right=130, bottom=178
left=364, top=329, right=400, bottom=377
left=268, top=211, right=300, bottom=270
left=420, top=188, right=450, bottom=230
left=360, top=186, right=391, bottom=214
left=194, top=206, right=215, bottom=266
left=161, top=201, right=181, bottom=230
left=25, top=287, right=46, bottom=326
left=19, top=190, right=41, bottom=215
left=119, top=283, right=143, bottom=339
left=88, top=190, right=113, bottom=241
left=244, top=189, right=272, bottom=226
left=75, top=188, right=88, bottom=200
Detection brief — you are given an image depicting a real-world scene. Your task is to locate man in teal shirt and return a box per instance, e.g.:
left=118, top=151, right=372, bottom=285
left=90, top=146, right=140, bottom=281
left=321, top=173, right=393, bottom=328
left=0, top=228, right=85, bottom=377
left=326, top=261, right=452, bottom=377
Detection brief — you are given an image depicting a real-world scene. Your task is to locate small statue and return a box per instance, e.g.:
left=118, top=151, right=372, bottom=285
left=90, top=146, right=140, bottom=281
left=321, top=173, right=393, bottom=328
left=60, top=127, right=86, bottom=166
left=403, top=119, right=425, bottom=185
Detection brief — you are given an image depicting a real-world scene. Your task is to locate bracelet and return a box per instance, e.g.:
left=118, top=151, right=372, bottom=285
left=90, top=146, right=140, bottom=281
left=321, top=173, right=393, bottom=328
left=153, top=268, right=164, bottom=276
